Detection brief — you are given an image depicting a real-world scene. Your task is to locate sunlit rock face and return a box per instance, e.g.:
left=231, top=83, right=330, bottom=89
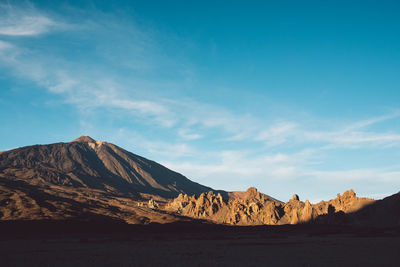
left=167, top=187, right=375, bottom=226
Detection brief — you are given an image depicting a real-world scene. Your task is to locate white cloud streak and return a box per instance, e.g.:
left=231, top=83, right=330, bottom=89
left=255, top=122, right=298, bottom=146
left=253, top=112, right=400, bottom=148
left=0, top=5, right=57, bottom=36
left=178, top=128, right=202, bottom=140
left=308, top=169, right=400, bottom=182
left=162, top=149, right=314, bottom=182
left=302, top=114, right=400, bottom=148
left=0, top=40, right=12, bottom=50
left=0, top=15, right=54, bottom=36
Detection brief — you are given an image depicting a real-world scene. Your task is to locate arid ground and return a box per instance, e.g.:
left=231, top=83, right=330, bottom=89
left=1, top=221, right=400, bottom=267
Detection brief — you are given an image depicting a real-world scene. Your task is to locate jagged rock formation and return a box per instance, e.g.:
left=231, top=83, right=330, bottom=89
left=167, top=187, right=375, bottom=225
left=166, top=187, right=283, bottom=225
left=147, top=199, right=159, bottom=209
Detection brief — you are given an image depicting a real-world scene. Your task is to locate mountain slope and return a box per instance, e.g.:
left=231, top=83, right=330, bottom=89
left=0, top=136, right=212, bottom=199
left=319, top=191, right=400, bottom=227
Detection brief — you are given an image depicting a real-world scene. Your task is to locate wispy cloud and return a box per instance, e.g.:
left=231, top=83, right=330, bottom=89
left=302, top=112, right=400, bottom=148
left=162, top=149, right=314, bottom=184
left=343, top=112, right=400, bottom=132
left=109, top=129, right=196, bottom=159
left=253, top=112, right=400, bottom=149
left=0, top=40, right=12, bottom=51
left=255, top=122, right=298, bottom=146
left=0, top=5, right=58, bottom=36
left=312, top=169, right=400, bottom=182
left=178, top=128, right=202, bottom=140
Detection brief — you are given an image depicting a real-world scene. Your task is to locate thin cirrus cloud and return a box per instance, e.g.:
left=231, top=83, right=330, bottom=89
left=254, top=113, right=400, bottom=149
left=159, top=148, right=315, bottom=194
left=308, top=169, right=400, bottom=183
left=255, top=122, right=298, bottom=146
left=0, top=40, right=12, bottom=50
left=178, top=128, right=202, bottom=140
left=0, top=6, right=57, bottom=36
left=301, top=114, right=400, bottom=148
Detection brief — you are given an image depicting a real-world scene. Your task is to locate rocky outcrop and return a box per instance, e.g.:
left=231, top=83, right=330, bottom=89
left=312, top=189, right=374, bottom=217
left=167, top=188, right=276, bottom=225
left=148, top=199, right=159, bottom=209
left=166, top=188, right=375, bottom=225
left=227, top=187, right=283, bottom=225
left=168, top=191, right=225, bottom=217
left=167, top=187, right=284, bottom=225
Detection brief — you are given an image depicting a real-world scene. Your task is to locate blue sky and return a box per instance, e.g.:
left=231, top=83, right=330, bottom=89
left=1, top=0, right=400, bottom=202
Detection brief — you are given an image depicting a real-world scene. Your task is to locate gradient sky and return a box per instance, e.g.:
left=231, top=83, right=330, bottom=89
left=1, top=0, right=400, bottom=202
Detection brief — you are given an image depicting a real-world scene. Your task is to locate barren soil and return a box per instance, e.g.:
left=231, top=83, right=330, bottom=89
left=1, top=221, right=399, bottom=267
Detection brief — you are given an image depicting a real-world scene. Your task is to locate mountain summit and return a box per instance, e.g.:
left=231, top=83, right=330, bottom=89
left=72, top=135, right=97, bottom=143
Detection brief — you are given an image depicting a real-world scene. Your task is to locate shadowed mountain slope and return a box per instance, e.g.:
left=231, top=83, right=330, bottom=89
left=315, top=191, right=400, bottom=227
left=0, top=136, right=212, bottom=199
left=354, top=191, right=400, bottom=227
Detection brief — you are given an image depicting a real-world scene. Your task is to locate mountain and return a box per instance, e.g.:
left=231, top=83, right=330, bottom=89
left=0, top=136, right=212, bottom=198
left=0, top=136, right=215, bottom=223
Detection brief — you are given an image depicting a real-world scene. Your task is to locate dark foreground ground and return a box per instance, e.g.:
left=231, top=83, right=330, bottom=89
left=1, top=221, right=400, bottom=267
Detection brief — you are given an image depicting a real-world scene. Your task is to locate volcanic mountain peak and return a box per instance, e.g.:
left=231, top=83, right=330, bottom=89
left=72, top=135, right=97, bottom=143
left=0, top=137, right=214, bottom=199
